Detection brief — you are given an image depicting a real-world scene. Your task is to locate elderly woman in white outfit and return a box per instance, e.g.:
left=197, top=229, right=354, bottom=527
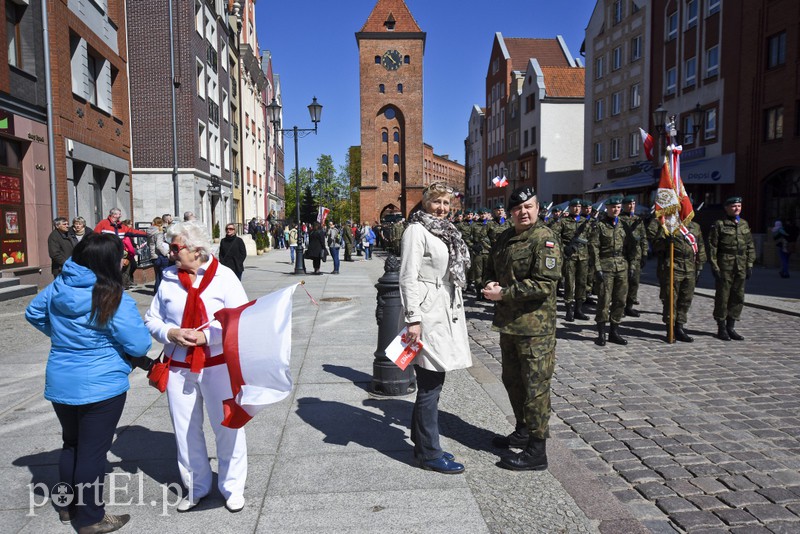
left=145, top=221, right=249, bottom=512
left=399, top=182, right=473, bottom=474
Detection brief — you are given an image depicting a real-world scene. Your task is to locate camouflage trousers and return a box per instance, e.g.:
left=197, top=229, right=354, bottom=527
left=585, top=255, right=597, bottom=296
left=658, top=270, right=696, bottom=325
left=563, top=257, right=588, bottom=304
left=499, top=334, right=556, bottom=440
left=471, top=253, right=489, bottom=289
left=595, top=269, right=628, bottom=324
left=714, top=269, right=747, bottom=321
left=626, top=262, right=642, bottom=306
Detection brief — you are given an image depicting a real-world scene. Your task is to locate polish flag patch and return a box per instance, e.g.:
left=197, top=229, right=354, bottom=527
left=545, top=241, right=555, bottom=248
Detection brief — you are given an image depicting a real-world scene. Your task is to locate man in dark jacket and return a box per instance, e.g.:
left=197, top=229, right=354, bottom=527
left=219, top=224, right=247, bottom=280
left=48, top=217, right=74, bottom=276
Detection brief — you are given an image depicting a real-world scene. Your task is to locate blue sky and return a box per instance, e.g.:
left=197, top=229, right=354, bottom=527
left=257, top=0, right=596, bottom=172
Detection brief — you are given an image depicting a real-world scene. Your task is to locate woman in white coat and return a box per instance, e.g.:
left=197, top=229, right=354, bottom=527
left=399, top=182, right=472, bottom=474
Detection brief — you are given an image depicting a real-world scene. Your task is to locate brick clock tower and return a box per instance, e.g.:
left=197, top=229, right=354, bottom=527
left=356, top=0, right=426, bottom=223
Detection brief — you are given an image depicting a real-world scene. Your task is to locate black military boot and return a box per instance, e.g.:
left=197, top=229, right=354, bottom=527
left=492, top=425, right=529, bottom=449
left=726, top=318, right=744, bottom=341
left=624, top=304, right=640, bottom=317
left=499, top=437, right=548, bottom=471
left=675, top=323, right=694, bottom=343
left=717, top=320, right=731, bottom=341
left=573, top=301, right=589, bottom=320
left=608, top=322, right=628, bottom=345
left=565, top=303, right=575, bottom=322
left=595, top=322, right=607, bottom=346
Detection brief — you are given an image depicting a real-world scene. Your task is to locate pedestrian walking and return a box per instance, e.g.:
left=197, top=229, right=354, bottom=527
left=305, top=222, right=327, bottom=274
left=399, top=182, right=472, bottom=474
left=342, top=221, right=354, bottom=261
left=708, top=196, right=755, bottom=341
left=144, top=221, right=250, bottom=513
left=326, top=220, right=341, bottom=274
left=26, top=233, right=152, bottom=533
left=482, top=185, right=561, bottom=471
left=48, top=217, right=73, bottom=276
left=288, top=224, right=298, bottom=264
left=219, top=223, right=247, bottom=280
left=360, top=221, right=375, bottom=260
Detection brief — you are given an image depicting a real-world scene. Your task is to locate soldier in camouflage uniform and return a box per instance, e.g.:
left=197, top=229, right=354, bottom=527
left=648, top=216, right=707, bottom=342
left=590, top=196, right=632, bottom=346
left=455, top=211, right=474, bottom=290
left=342, top=221, right=354, bottom=261
left=470, top=208, right=493, bottom=290
left=486, top=203, right=512, bottom=251
left=582, top=201, right=598, bottom=303
left=483, top=186, right=562, bottom=472
left=708, top=196, right=755, bottom=341
left=620, top=195, right=648, bottom=317
left=552, top=199, right=591, bottom=321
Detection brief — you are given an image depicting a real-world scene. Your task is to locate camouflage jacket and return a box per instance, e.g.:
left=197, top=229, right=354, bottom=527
left=620, top=213, right=648, bottom=262
left=648, top=219, right=707, bottom=274
left=456, top=222, right=473, bottom=248
left=471, top=221, right=492, bottom=254
left=487, top=219, right=512, bottom=249
left=590, top=214, right=632, bottom=273
left=552, top=215, right=592, bottom=261
left=485, top=221, right=562, bottom=336
left=708, top=216, right=755, bottom=273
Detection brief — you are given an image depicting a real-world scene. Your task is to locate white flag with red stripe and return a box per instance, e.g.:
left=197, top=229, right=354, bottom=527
left=492, top=176, right=508, bottom=188
left=639, top=128, right=655, bottom=162
left=317, top=206, right=330, bottom=224
left=214, top=284, right=297, bottom=428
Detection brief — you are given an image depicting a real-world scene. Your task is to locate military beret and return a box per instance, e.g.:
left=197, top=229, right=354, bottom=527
left=569, top=198, right=583, bottom=207
left=606, top=196, right=623, bottom=205
left=494, top=202, right=505, bottom=210
left=724, top=196, right=742, bottom=206
left=583, top=199, right=592, bottom=207
left=622, top=195, right=637, bottom=203
left=455, top=210, right=462, bottom=216
left=507, top=186, right=536, bottom=211
left=479, top=207, right=491, bottom=214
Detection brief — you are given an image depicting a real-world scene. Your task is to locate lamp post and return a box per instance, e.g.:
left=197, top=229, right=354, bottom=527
left=267, top=96, right=323, bottom=275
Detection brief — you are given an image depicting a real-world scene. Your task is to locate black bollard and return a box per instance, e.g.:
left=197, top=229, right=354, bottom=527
left=372, top=255, right=416, bottom=396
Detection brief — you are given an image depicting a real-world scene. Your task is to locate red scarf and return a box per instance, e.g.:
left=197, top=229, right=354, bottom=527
left=178, top=257, right=219, bottom=373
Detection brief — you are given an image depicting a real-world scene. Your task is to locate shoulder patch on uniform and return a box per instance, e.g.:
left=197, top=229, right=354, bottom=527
left=545, top=256, right=557, bottom=269
left=545, top=240, right=555, bottom=248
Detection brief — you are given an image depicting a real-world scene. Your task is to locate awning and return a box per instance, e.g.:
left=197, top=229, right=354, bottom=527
left=585, top=172, right=656, bottom=194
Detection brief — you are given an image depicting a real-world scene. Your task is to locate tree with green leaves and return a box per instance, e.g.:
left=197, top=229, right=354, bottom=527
left=301, top=184, right=317, bottom=224
left=284, top=166, right=313, bottom=224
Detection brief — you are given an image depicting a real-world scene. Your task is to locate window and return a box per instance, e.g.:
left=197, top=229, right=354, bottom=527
left=666, top=67, right=677, bottom=95
left=765, top=106, right=784, bottom=140
left=394, top=172, right=400, bottom=182
left=705, top=108, right=716, bottom=139
left=685, top=57, right=696, bottom=87
left=197, top=59, right=205, bottom=99
left=708, top=0, right=720, bottom=16
left=195, top=0, right=203, bottom=35
left=612, top=46, right=622, bottom=70
left=6, top=1, right=22, bottom=68
left=374, top=55, right=381, bottom=64
left=630, top=83, right=641, bottom=108
left=381, top=154, right=388, bottom=165
left=393, top=131, right=399, bottom=142
left=382, top=172, right=388, bottom=182
left=595, top=99, right=604, bottom=121
left=531, top=126, right=536, bottom=145
left=594, top=142, right=603, bottom=164
left=381, top=131, right=388, bottom=142
left=612, top=92, right=621, bottom=115
left=393, top=154, right=399, bottom=165
left=631, top=35, right=642, bottom=62
left=631, top=1, right=640, bottom=14
left=379, top=84, right=384, bottom=93
left=683, top=115, right=696, bottom=145
left=610, top=138, right=620, bottom=161
left=397, top=83, right=403, bottom=93
left=595, top=56, right=605, bottom=79
left=523, top=129, right=529, bottom=147
left=767, top=32, right=786, bottom=68
left=222, top=90, right=229, bottom=121
left=198, top=121, right=207, bottom=159
left=686, top=0, right=698, bottom=29
left=223, top=140, right=230, bottom=170
left=87, top=52, right=111, bottom=112
left=404, top=55, right=410, bottom=64
left=613, top=0, right=623, bottom=24
left=629, top=132, right=640, bottom=157
left=221, top=43, right=228, bottom=71
left=667, top=12, right=678, bottom=40
left=704, top=46, right=719, bottom=78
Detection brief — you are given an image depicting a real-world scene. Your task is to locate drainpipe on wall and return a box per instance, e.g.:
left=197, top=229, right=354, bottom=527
left=168, top=0, right=180, bottom=216
left=41, top=0, right=58, bottom=219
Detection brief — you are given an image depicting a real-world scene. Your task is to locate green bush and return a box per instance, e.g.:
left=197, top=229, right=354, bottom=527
left=212, top=221, right=220, bottom=239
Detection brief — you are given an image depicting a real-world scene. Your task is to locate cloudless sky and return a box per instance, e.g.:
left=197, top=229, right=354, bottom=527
left=258, top=0, right=597, bottom=173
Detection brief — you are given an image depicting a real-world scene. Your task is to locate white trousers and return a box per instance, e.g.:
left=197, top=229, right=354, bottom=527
left=166, top=365, right=247, bottom=500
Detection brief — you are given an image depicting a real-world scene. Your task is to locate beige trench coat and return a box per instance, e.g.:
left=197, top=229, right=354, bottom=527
left=398, top=223, right=472, bottom=372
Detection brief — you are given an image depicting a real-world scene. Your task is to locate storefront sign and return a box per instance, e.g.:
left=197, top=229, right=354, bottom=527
left=0, top=175, right=22, bottom=203
left=681, top=153, right=735, bottom=184
left=0, top=109, right=13, bottom=135
left=606, top=165, right=639, bottom=180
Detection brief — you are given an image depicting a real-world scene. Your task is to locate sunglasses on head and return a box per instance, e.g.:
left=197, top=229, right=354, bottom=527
left=424, top=183, right=454, bottom=195
left=169, top=243, right=188, bottom=254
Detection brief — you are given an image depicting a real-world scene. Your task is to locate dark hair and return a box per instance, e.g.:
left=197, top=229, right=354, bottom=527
left=71, top=233, right=124, bottom=327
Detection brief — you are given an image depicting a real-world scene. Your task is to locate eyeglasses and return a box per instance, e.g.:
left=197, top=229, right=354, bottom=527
left=423, top=183, right=454, bottom=195
left=169, top=243, right=188, bottom=254
left=226, top=227, right=236, bottom=231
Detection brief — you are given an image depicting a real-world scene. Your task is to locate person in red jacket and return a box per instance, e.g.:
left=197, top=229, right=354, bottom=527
left=94, top=208, right=147, bottom=238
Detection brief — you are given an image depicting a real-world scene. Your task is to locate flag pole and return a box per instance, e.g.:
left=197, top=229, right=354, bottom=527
left=669, top=238, right=675, bottom=344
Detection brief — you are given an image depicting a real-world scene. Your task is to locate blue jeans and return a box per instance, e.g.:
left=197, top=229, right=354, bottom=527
left=290, top=245, right=296, bottom=264
left=778, top=247, right=791, bottom=276
left=364, top=245, right=371, bottom=260
left=330, top=247, right=340, bottom=272
left=411, top=366, right=445, bottom=461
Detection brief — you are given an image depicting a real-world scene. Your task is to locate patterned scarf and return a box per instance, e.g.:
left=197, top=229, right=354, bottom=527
left=178, top=257, right=219, bottom=373
left=409, top=211, right=471, bottom=288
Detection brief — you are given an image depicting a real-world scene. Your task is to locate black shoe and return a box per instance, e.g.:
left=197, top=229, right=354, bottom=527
left=717, top=320, right=731, bottom=341
left=565, top=303, right=575, bottom=322
left=726, top=318, right=744, bottom=341
left=675, top=324, right=694, bottom=342
left=499, top=438, right=548, bottom=471
left=492, top=429, right=530, bottom=449
left=585, top=296, right=596, bottom=305
left=419, top=456, right=464, bottom=474
left=77, top=513, right=130, bottom=534
left=624, top=305, right=640, bottom=318
left=608, top=323, right=627, bottom=345
left=596, top=322, right=607, bottom=346
left=573, top=302, right=589, bottom=320
left=58, top=507, right=75, bottom=524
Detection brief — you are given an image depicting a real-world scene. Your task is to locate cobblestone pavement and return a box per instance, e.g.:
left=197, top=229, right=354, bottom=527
left=465, top=283, right=800, bottom=534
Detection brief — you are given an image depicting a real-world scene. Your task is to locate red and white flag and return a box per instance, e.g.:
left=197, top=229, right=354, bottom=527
left=214, top=284, right=298, bottom=429
left=317, top=206, right=330, bottom=224
left=492, top=176, right=508, bottom=188
left=639, top=128, right=655, bottom=162
left=654, top=136, right=695, bottom=249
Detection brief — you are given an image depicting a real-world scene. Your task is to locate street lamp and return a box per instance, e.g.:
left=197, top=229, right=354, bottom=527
left=267, top=96, right=323, bottom=274
left=652, top=102, right=703, bottom=145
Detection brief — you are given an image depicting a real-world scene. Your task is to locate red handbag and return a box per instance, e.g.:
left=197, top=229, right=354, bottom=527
left=147, top=351, right=172, bottom=392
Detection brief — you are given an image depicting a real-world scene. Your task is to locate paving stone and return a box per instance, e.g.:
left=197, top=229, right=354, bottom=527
left=714, top=508, right=759, bottom=526
left=718, top=491, right=771, bottom=508
left=756, top=487, right=800, bottom=505
left=720, top=475, right=761, bottom=491
left=670, top=510, right=725, bottom=530
left=767, top=521, right=800, bottom=534
left=655, top=496, right=698, bottom=514
left=666, top=479, right=704, bottom=497
left=691, top=477, right=729, bottom=494
left=744, top=504, right=798, bottom=522
left=687, top=463, right=730, bottom=477
left=593, top=440, right=628, bottom=453
left=771, top=471, right=800, bottom=486
left=729, top=526, right=773, bottom=534
left=687, top=495, right=728, bottom=511
left=612, top=488, right=645, bottom=504
left=655, top=466, right=693, bottom=480
left=635, top=482, right=677, bottom=500
left=620, top=468, right=660, bottom=484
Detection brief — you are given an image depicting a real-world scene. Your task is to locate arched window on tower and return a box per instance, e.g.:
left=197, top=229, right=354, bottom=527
left=393, top=131, right=400, bottom=142
left=382, top=131, right=388, bottom=142
left=379, top=84, right=385, bottom=93
left=404, top=55, right=410, bottom=64
left=382, top=172, right=389, bottom=182
left=394, top=172, right=400, bottom=182
left=382, top=154, right=388, bottom=165
left=393, top=154, right=400, bottom=165
left=374, top=56, right=381, bottom=64
left=397, top=84, right=403, bottom=93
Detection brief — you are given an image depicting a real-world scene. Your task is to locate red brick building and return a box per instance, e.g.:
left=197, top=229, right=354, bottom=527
left=423, top=144, right=465, bottom=212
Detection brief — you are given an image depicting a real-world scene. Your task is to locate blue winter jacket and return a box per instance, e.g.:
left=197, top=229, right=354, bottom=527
left=25, top=259, right=152, bottom=405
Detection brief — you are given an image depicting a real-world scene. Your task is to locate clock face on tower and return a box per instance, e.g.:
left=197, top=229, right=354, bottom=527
left=381, top=50, right=402, bottom=71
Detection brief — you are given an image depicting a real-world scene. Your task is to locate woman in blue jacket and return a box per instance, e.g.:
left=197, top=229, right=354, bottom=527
left=26, top=233, right=152, bottom=534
